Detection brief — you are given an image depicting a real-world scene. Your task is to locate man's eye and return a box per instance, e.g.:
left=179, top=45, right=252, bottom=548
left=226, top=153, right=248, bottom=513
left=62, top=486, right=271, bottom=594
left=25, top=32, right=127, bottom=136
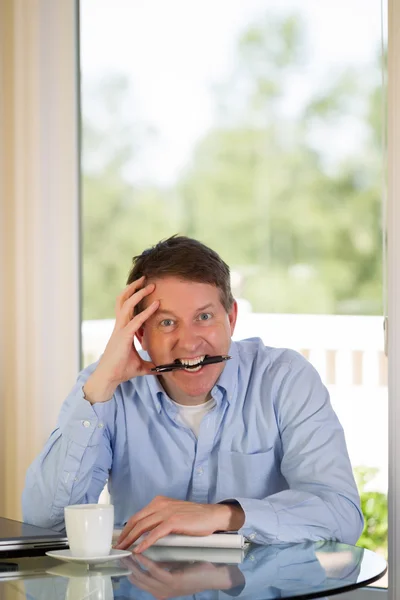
left=160, top=319, right=174, bottom=327
left=198, top=313, right=212, bottom=321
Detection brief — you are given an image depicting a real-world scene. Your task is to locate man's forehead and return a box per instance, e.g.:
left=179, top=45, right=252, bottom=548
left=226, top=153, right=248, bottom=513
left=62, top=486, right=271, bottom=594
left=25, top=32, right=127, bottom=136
left=155, top=302, right=215, bottom=317
left=147, top=277, right=219, bottom=295
left=146, top=275, right=214, bottom=287
left=143, top=277, right=222, bottom=312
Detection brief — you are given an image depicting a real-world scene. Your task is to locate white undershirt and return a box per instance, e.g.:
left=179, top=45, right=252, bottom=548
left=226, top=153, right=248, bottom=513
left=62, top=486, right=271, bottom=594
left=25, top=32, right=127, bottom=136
left=171, top=397, right=216, bottom=438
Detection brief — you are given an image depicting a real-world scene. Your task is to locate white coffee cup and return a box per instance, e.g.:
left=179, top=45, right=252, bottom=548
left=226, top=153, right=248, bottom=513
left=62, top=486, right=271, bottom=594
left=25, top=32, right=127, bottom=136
left=64, top=504, right=114, bottom=558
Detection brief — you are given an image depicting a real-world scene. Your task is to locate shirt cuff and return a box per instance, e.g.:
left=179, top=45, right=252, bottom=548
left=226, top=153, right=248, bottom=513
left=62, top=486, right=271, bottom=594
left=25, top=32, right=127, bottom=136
left=219, top=497, right=279, bottom=544
left=59, top=388, right=111, bottom=447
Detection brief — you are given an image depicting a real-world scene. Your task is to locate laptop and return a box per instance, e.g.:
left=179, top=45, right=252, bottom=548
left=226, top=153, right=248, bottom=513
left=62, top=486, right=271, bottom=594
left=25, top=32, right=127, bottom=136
left=0, top=516, right=68, bottom=557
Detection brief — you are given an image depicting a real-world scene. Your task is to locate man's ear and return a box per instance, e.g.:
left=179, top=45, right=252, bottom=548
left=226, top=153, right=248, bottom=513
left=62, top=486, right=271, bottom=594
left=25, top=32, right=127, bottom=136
left=135, top=326, right=147, bottom=350
left=228, top=300, right=238, bottom=335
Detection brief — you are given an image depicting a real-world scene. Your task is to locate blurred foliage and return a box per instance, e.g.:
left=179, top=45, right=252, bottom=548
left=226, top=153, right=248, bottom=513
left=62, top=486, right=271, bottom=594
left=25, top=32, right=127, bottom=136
left=354, top=466, right=388, bottom=557
left=82, top=12, right=384, bottom=320
left=81, top=12, right=387, bottom=558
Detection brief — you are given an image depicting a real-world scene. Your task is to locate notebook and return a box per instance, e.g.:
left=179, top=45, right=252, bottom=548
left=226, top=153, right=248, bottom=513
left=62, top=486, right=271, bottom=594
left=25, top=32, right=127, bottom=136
left=113, top=530, right=246, bottom=549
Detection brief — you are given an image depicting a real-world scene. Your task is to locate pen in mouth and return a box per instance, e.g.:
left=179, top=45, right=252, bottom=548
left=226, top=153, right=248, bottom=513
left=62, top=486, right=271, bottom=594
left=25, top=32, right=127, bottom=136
left=151, top=355, right=231, bottom=373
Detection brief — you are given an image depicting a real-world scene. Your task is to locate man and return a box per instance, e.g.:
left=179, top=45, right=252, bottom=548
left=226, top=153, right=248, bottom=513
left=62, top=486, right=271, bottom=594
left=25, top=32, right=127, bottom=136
left=22, top=236, right=363, bottom=552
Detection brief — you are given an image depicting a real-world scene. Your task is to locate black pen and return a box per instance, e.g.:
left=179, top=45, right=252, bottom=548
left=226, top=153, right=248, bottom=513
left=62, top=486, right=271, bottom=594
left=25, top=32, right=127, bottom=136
left=151, top=354, right=231, bottom=373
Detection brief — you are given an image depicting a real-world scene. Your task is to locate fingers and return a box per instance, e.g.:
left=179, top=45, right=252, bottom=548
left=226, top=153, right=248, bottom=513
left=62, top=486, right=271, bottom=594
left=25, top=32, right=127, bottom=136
left=127, top=299, right=160, bottom=333
left=117, top=283, right=157, bottom=327
left=117, top=501, right=159, bottom=547
left=134, top=522, right=172, bottom=553
left=117, top=513, right=163, bottom=550
left=117, top=277, right=145, bottom=311
left=139, top=359, right=158, bottom=375
left=117, top=498, right=186, bottom=552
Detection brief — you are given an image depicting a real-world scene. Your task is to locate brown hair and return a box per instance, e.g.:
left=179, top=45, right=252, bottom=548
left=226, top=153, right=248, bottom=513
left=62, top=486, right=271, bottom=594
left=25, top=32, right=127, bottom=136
left=127, top=235, right=234, bottom=313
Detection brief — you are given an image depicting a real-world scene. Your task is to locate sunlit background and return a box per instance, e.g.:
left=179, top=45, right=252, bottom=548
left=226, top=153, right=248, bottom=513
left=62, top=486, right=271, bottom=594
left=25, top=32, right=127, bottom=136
left=80, top=0, right=388, bottom=577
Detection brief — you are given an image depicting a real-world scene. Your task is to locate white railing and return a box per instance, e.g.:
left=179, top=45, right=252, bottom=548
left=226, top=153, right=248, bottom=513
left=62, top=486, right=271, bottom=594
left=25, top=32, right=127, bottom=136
left=82, top=312, right=387, bottom=492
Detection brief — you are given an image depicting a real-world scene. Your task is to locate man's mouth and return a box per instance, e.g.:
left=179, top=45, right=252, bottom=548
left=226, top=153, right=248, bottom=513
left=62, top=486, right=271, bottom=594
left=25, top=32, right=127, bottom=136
left=174, top=355, right=207, bottom=372
left=151, top=355, right=231, bottom=373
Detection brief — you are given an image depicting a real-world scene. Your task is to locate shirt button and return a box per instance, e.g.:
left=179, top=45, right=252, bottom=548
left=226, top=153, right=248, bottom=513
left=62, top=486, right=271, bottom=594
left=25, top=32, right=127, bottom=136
left=249, top=533, right=256, bottom=540
left=98, top=423, right=104, bottom=428
left=197, top=467, right=204, bottom=476
left=82, top=420, right=91, bottom=428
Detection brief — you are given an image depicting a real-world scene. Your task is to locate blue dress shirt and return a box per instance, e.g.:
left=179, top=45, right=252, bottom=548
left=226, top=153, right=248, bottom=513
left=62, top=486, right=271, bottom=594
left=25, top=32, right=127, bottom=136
left=22, top=338, right=363, bottom=545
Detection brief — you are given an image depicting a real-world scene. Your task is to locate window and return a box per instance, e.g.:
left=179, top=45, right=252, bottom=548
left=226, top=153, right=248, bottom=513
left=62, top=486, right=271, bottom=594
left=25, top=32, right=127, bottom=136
left=80, top=0, right=388, bottom=586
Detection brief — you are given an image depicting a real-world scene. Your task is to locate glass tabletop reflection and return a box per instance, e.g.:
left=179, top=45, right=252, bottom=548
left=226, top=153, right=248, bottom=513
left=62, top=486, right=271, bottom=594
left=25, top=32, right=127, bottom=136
left=0, top=541, right=387, bottom=600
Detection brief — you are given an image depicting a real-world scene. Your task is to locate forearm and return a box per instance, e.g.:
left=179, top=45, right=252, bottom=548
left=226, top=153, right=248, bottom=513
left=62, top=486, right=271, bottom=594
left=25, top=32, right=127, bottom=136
left=231, top=489, right=363, bottom=545
left=83, top=368, right=118, bottom=405
left=22, top=390, right=112, bottom=530
left=22, top=435, right=101, bottom=530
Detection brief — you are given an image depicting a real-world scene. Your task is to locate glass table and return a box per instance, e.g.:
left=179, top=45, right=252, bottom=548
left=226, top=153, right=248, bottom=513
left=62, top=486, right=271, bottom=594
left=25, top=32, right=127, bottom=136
left=0, top=541, right=387, bottom=600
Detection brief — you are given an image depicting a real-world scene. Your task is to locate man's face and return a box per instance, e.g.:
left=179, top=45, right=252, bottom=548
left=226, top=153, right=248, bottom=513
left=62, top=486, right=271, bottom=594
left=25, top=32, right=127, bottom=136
left=137, top=276, right=237, bottom=405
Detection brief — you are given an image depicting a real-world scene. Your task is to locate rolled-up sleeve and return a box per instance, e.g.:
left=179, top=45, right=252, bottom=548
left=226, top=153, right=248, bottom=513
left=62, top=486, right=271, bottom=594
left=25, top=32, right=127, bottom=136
left=22, top=368, right=114, bottom=531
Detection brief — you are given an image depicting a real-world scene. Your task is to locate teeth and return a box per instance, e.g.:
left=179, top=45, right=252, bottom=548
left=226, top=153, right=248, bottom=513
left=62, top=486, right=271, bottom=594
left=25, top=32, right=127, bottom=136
left=179, top=355, right=205, bottom=367
left=185, top=365, right=202, bottom=372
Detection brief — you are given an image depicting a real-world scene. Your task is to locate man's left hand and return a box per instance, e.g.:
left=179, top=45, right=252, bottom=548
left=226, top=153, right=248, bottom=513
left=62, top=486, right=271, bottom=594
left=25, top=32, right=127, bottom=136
left=115, top=496, right=245, bottom=552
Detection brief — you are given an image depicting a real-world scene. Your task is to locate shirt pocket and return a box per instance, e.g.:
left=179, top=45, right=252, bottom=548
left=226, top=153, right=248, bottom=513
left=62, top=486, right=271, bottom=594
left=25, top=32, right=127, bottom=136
left=216, top=449, right=276, bottom=500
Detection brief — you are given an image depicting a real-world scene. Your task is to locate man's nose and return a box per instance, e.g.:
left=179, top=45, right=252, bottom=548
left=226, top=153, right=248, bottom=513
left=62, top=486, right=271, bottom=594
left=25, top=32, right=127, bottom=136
left=178, top=324, right=202, bottom=351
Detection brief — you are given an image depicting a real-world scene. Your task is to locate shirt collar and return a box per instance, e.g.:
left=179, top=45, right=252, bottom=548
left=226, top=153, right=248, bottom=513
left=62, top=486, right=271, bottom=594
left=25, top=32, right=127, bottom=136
left=145, top=341, right=239, bottom=412
left=213, top=340, right=239, bottom=403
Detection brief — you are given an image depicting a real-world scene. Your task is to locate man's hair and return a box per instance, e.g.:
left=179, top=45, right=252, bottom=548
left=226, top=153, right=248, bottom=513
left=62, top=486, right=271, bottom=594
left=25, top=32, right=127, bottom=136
left=127, top=235, right=234, bottom=313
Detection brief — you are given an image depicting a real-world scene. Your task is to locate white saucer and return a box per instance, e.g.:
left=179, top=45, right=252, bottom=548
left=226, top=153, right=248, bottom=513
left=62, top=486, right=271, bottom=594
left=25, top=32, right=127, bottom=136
left=46, top=548, right=132, bottom=565
left=46, top=564, right=132, bottom=578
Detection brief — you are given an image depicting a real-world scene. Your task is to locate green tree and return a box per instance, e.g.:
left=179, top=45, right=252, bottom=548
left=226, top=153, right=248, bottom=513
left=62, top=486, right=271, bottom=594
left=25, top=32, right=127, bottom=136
left=178, top=14, right=383, bottom=314
left=82, top=13, right=384, bottom=318
left=355, top=466, right=388, bottom=557
left=82, top=77, right=181, bottom=319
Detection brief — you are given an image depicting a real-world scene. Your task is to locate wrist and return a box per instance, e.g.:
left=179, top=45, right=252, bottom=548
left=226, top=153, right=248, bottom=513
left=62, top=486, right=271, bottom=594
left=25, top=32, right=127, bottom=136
left=83, top=371, right=117, bottom=404
left=214, top=502, right=245, bottom=532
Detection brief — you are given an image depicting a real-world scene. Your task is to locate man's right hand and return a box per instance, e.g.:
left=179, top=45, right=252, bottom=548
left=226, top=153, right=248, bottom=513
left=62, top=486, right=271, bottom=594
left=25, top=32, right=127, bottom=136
left=83, top=276, right=160, bottom=404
